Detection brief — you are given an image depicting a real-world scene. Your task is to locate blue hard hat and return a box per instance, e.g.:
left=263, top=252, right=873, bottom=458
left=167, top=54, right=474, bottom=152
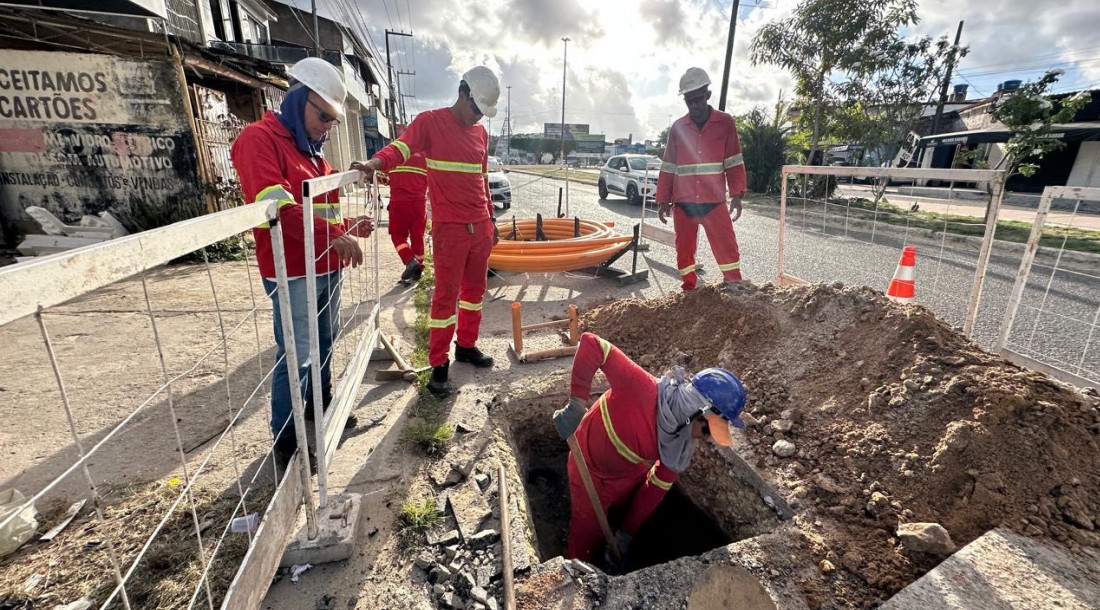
left=691, top=368, right=747, bottom=428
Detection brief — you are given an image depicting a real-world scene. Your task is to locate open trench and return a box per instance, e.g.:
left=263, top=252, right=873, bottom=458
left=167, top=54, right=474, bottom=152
left=495, top=395, right=785, bottom=576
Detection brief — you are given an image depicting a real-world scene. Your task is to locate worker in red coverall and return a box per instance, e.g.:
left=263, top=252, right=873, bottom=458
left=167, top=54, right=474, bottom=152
left=656, top=67, right=748, bottom=291
left=353, top=66, right=500, bottom=397
left=231, top=57, right=374, bottom=473
left=553, top=332, right=747, bottom=566
left=384, top=152, right=429, bottom=284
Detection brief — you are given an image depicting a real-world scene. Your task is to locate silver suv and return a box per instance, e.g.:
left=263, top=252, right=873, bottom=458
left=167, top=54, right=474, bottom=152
left=598, top=154, right=661, bottom=204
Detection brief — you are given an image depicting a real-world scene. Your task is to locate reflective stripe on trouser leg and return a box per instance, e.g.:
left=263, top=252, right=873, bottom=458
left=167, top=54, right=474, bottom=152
left=701, top=204, right=743, bottom=281
left=456, top=219, right=493, bottom=349
left=672, top=205, right=702, bottom=291
left=428, top=222, right=473, bottom=366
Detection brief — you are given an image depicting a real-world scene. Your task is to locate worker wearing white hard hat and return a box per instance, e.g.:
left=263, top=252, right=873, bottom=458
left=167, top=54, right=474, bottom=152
left=656, top=67, right=748, bottom=291
left=354, top=66, right=501, bottom=397
left=230, top=57, right=375, bottom=476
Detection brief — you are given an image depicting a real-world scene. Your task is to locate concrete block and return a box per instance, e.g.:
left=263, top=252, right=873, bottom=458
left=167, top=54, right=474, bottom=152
left=882, top=527, right=1100, bottom=609
left=280, top=493, right=362, bottom=567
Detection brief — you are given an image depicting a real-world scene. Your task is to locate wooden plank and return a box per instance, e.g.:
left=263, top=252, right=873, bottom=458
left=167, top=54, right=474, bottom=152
left=0, top=202, right=271, bottom=327
left=996, top=187, right=1055, bottom=352
left=220, top=458, right=303, bottom=610
left=640, top=222, right=676, bottom=247
left=778, top=273, right=808, bottom=287
left=782, top=164, right=1002, bottom=183
left=963, top=175, right=1006, bottom=338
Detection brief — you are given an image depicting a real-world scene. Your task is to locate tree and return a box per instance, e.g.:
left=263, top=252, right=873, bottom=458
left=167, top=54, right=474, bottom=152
left=988, top=70, right=1090, bottom=179
left=833, top=35, right=968, bottom=165
left=750, top=0, right=920, bottom=162
left=737, top=96, right=795, bottom=193
left=657, top=126, right=670, bottom=147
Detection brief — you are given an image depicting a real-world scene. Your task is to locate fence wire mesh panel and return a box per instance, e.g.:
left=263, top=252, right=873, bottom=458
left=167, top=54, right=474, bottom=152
left=777, top=165, right=1007, bottom=342
left=997, top=186, right=1100, bottom=387
left=0, top=176, right=383, bottom=609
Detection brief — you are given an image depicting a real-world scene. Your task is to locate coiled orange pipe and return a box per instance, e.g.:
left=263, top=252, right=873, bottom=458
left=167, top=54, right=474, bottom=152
left=490, top=218, right=633, bottom=272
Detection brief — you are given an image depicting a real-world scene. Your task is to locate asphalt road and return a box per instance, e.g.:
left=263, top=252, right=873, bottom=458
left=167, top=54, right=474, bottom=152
left=498, top=171, right=1100, bottom=386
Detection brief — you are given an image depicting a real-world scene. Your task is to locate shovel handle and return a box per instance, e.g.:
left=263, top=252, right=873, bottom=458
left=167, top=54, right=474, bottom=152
left=567, top=434, right=621, bottom=563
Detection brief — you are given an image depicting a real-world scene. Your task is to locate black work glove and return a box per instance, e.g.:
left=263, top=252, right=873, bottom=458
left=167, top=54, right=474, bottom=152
left=553, top=396, right=587, bottom=440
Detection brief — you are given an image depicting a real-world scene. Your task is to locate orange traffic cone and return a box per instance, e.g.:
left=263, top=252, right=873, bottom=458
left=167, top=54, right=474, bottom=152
left=887, top=246, right=916, bottom=303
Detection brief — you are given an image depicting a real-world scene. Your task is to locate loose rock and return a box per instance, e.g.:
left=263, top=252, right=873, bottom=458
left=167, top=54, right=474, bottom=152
left=772, top=439, right=797, bottom=458
left=897, top=522, right=956, bottom=556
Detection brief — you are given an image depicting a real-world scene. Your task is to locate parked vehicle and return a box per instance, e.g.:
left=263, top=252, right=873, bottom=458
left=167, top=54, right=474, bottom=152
left=488, top=156, right=512, bottom=210
left=598, top=154, right=661, bottom=204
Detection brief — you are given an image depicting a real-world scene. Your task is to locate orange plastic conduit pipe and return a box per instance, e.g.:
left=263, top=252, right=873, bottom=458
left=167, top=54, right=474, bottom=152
left=490, top=218, right=634, bottom=273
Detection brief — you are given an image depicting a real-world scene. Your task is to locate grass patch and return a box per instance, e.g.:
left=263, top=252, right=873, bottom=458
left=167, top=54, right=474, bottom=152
left=396, top=499, right=444, bottom=550
left=745, top=194, right=1100, bottom=255
left=400, top=418, right=455, bottom=456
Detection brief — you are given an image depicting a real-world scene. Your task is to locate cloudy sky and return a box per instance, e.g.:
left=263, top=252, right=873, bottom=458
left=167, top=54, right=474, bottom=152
left=332, top=0, right=1100, bottom=142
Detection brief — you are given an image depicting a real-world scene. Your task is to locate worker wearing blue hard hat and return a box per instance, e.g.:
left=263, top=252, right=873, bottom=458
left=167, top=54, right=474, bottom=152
left=553, top=332, right=747, bottom=567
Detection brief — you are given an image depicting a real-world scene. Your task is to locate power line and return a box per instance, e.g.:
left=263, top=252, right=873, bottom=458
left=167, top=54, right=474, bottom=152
left=958, top=57, right=1100, bottom=79
left=960, top=45, right=1100, bottom=72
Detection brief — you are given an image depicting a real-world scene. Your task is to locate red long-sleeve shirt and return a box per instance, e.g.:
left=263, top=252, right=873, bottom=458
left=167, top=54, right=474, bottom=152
left=387, top=152, right=428, bottom=202
left=570, top=332, right=678, bottom=535
left=372, top=108, right=492, bottom=224
left=231, top=111, right=354, bottom=279
left=656, top=108, right=747, bottom=205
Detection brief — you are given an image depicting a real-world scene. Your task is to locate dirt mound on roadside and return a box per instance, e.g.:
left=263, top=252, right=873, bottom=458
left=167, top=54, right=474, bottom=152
left=582, top=283, right=1100, bottom=608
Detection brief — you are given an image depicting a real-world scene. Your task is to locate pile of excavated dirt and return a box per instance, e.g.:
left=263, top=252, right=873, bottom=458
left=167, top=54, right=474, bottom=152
left=582, top=283, right=1100, bottom=608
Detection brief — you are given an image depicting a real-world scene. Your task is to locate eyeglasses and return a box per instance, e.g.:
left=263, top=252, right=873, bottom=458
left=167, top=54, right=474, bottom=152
left=468, top=96, right=483, bottom=117
left=308, top=97, right=341, bottom=125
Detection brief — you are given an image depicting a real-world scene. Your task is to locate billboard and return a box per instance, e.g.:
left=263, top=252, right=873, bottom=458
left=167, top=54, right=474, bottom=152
left=574, top=134, right=605, bottom=153
left=0, top=50, right=201, bottom=237
left=544, top=123, right=590, bottom=139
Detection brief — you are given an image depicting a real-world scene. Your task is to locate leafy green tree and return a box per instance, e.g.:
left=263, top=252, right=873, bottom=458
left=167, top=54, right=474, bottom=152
left=750, top=0, right=920, bottom=162
left=738, top=102, right=794, bottom=194
left=988, top=70, right=1090, bottom=178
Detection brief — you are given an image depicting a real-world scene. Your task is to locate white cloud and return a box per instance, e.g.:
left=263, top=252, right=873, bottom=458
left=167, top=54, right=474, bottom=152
left=352, top=0, right=1099, bottom=140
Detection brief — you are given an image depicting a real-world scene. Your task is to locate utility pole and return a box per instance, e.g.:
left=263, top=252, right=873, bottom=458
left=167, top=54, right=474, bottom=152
left=385, top=30, right=413, bottom=135
left=718, top=0, right=741, bottom=111
left=560, top=36, right=570, bottom=164
left=310, top=0, right=321, bottom=56
left=930, top=21, right=965, bottom=137
left=506, top=85, right=512, bottom=162
left=397, top=69, right=416, bottom=125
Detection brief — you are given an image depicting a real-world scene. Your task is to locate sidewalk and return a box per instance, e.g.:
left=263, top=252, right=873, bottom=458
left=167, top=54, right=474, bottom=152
left=836, top=184, right=1100, bottom=231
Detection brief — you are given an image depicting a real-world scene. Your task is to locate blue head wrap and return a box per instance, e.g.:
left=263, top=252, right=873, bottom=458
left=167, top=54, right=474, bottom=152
left=277, top=83, right=328, bottom=158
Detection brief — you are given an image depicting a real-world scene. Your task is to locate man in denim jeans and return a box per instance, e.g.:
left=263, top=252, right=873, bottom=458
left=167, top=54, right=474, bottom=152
left=231, top=58, right=373, bottom=473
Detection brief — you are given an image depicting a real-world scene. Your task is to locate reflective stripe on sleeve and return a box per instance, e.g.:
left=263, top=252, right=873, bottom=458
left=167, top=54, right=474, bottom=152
left=659, top=162, right=677, bottom=174
left=393, top=140, right=411, bottom=161
left=723, top=153, right=744, bottom=169
left=598, top=395, right=643, bottom=465
left=597, top=337, right=612, bottom=364
left=649, top=466, right=673, bottom=491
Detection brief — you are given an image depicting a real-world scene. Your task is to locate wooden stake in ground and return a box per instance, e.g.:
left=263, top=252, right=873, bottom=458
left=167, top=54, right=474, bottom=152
left=498, top=464, right=516, bottom=610
left=566, top=435, right=620, bottom=563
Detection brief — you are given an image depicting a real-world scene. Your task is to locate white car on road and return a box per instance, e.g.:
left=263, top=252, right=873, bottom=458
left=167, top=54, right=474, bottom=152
left=488, top=156, right=512, bottom=210
left=598, top=154, right=661, bottom=204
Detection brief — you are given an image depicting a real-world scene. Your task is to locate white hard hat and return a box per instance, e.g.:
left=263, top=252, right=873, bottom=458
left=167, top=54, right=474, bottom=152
left=462, top=66, right=500, bottom=118
left=288, top=57, right=347, bottom=117
left=679, top=67, right=711, bottom=96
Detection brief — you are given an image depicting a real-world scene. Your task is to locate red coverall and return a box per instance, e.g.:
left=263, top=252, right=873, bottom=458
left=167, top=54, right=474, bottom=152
left=656, top=108, right=748, bottom=291
left=231, top=110, right=356, bottom=279
left=373, top=109, right=494, bottom=367
left=386, top=153, right=428, bottom=266
left=566, top=332, right=678, bottom=562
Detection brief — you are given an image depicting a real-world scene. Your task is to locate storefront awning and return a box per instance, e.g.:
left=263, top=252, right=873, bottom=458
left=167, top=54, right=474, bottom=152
left=919, top=122, right=1100, bottom=148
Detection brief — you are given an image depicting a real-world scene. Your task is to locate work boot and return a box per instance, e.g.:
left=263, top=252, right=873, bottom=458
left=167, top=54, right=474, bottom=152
left=304, top=393, right=357, bottom=429
left=426, top=361, right=454, bottom=398
left=273, top=432, right=317, bottom=479
left=454, top=343, right=494, bottom=368
left=411, top=262, right=424, bottom=282
left=400, top=258, right=421, bottom=283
